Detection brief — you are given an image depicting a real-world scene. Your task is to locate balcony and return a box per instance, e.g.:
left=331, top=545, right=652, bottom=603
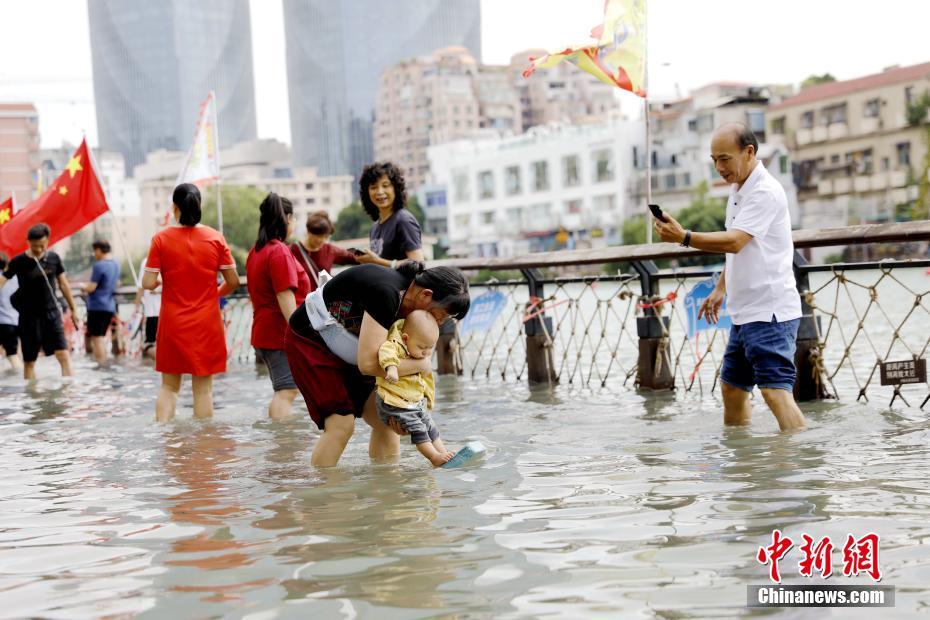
left=853, top=176, right=871, bottom=193
left=834, top=178, right=852, bottom=193
left=860, top=117, right=881, bottom=134
left=890, top=170, right=908, bottom=187
left=796, top=128, right=812, bottom=145
left=812, top=126, right=828, bottom=142
left=870, top=172, right=889, bottom=191
left=817, top=179, right=833, bottom=195
left=827, top=123, right=848, bottom=140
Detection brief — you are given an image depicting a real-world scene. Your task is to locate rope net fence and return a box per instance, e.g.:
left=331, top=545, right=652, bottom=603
left=95, top=263, right=930, bottom=407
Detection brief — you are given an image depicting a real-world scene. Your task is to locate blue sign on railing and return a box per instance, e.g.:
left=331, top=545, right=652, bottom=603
left=684, top=275, right=732, bottom=338
left=459, top=290, right=507, bottom=335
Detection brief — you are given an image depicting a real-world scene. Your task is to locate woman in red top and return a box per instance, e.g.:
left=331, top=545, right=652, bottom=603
left=246, top=193, right=311, bottom=420
left=143, top=183, right=239, bottom=422
left=290, top=210, right=375, bottom=290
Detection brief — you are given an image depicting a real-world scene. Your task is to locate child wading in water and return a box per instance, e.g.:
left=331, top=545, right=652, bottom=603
left=376, top=310, right=455, bottom=466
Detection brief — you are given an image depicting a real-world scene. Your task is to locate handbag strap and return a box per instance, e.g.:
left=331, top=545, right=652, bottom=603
left=294, top=241, right=320, bottom=288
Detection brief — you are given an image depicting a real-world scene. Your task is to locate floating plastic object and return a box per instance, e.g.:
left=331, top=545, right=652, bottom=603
left=442, top=441, right=487, bottom=469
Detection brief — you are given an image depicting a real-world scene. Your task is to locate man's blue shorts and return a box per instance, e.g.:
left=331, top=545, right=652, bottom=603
left=720, top=317, right=800, bottom=392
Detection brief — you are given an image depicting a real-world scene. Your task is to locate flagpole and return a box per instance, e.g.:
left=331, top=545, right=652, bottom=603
left=212, top=90, right=224, bottom=236
left=644, top=1, right=652, bottom=245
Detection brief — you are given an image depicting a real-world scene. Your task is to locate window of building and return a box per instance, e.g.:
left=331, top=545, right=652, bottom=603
left=821, top=103, right=847, bottom=125
left=481, top=211, right=495, bottom=224
left=454, top=214, right=470, bottom=229
left=864, top=98, right=881, bottom=118
left=593, top=195, right=615, bottom=211
left=531, top=160, right=549, bottom=191
left=665, top=173, right=676, bottom=189
left=453, top=172, right=470, bottom=201
left=771, top=116, right=786, bottom=134
left=905, top=86, right=914, bottom=104
left=565, top=199, right=582, bottom=214
left=478, top=170, right=494, bottom=199
left=505, top=165, right=521, bottom=195
left=747, top=110, right=765, bottom=133
left=592, top=149, right=614, bottom=182
left=323, top=197, right=331, bottom=204
left=696, top=113, right=714, bottom=132
left=897, top=142, right=911, bottom=167
left=831, top=154, right=840, bottom=164
left=530, top=203, right=551, bottom=218
left=506, top=206, right=523, bottom=223
left=881, top=157, right=890, bottom=171
left=777, top=155, right=788, bottom=175
left=562, top=155, right=580, bottom=187
left=305, top=198, right=313, bottom=205
left=305, top=183, right=314, bottom=190
left=683, top=172, right=691, bottom=186
left=800, top=111, right=815, bottom=129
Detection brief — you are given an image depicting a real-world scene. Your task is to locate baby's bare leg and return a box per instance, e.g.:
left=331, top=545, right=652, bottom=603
left=416, top=441, right=453, bottom=467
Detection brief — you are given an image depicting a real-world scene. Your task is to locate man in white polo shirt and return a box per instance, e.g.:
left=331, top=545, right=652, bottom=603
left=654, top=122, right=806, bottom=431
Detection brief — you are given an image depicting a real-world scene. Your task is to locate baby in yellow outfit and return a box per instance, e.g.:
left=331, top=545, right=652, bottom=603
left=376, top=310, right=455, bottom=466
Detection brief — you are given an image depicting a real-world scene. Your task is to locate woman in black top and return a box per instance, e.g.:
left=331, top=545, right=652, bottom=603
left=284, top=261, right=469, bottom=466
left=357, top=162, right=425, bottom=269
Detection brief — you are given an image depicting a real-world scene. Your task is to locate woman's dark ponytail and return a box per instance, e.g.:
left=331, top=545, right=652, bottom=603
left=395, top=259, right=425, bottom=279
left=173, top=183, right=202, bottom=226
left=255, top=192, right=293, bottom=251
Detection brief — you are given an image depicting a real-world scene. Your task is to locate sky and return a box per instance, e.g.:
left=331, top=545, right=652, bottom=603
left=0, top=0, right=929, bottom=149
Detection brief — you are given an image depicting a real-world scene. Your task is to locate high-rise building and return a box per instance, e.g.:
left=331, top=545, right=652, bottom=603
left=0, top=103, right=39, bottom=207
left=283, top=0, right=481, bottom=183
left=374, top=47, right=486, bottom=191
left=87, top=0, right=258, bottom=175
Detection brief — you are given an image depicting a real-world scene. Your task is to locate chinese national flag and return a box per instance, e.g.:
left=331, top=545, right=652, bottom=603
left=0, top=139, right=109, bottom=257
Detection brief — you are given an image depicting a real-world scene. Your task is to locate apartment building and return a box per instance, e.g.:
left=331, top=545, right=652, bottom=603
left=135, top=139, right=353, bottom=248
left=0, top=103, right=40, bottom=207
left=427, top=117, right=642, bottom=257
left=767, top=62, right=930, bottom=229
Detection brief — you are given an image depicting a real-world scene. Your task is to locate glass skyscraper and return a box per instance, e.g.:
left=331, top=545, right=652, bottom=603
left=88, top=0, right=258, bottom=174
left=283, top=0, right=481, bottom=181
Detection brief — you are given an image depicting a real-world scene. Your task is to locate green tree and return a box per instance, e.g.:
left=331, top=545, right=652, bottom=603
left=801, top=73, right=836, bottom=90
left=200, top=185, right=268, bottom=271
left=332, top=201, right=371, bottom=241
left=903, top=91, right=930, bottom=219
left=63, top=228, right=95, bottom=275
left=406, top=195, right=425, bottom=224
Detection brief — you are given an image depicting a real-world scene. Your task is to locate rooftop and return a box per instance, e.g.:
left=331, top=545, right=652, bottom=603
left=770, top=61, right=930, bottom=110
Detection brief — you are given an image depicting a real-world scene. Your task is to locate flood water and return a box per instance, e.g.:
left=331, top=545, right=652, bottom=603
left=1, top=353, right=929, bottom=618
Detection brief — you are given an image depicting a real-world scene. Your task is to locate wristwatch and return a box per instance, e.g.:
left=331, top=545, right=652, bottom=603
left=681, top=230, right=692, bottom=248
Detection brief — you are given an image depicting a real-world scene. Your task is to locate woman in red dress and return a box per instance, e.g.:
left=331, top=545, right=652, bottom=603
left=143, top=183, right=239, bottom=422
left=246, top=193, right=311, bottom=420
left=290, top=210, right=375, bottom=291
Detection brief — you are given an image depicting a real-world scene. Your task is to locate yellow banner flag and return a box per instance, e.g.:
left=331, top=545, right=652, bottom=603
left=524, top=0, right=646, bottom=97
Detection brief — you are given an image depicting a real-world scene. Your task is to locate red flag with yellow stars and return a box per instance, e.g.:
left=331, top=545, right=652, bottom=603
left=0, top=139, right=109, bottom=257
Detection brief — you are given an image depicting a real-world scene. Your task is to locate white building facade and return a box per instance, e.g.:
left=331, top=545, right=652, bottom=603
left=428, top=117, right=642, bottom=257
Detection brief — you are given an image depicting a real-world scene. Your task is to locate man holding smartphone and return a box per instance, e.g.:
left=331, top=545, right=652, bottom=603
left=653, top=122, right=806, bottom=432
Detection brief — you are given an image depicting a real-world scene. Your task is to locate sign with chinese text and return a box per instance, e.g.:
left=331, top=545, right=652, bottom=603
left=879, top=358, right=926, bottom=386
left=459, top=290, right=507, bottom=335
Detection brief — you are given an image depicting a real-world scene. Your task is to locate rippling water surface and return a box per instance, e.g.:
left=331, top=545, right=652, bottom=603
left=1, top=356, right=928, bottom=618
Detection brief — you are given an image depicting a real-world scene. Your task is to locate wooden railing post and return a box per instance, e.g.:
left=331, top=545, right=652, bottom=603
left=793, top=251, right=829, bottom=400
left=632, top=260, right=674, bottom=390
left=436, top=319, right=461, bottom=375
left=521, top=268, right=557, bottom=385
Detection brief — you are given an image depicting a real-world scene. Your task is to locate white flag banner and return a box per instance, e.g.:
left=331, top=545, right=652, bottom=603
left=176, top=91, right=220, bottom=186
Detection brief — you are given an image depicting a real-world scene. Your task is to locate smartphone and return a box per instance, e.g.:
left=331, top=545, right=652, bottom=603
left=648, top=203, right=668, bottom=223
left=348, top=247, right=366, bottom=256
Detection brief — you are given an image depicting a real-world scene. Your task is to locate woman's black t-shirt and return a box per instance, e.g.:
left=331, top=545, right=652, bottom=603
left=369, top=209, right=422, bottom=261
left=289, top=264, right=411, bottom=338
